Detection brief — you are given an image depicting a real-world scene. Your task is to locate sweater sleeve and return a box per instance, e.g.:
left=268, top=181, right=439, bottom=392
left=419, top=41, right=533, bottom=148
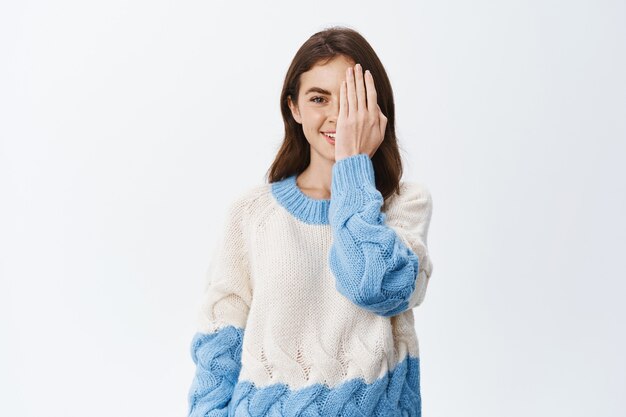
left=328, top=153, right=434, bottom=317
left=187, top=196, right=252, bottom=417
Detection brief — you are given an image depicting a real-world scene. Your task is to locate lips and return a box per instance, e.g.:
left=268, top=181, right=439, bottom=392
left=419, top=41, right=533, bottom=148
left=322, top=132, right=335, bottom=145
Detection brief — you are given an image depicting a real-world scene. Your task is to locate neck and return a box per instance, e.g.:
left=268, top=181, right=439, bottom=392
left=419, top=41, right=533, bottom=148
left=297, top=153, right=335, bottom=199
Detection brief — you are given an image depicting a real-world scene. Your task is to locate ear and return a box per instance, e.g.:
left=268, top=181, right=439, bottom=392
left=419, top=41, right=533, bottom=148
left=287, top=95, right=302, bottom=124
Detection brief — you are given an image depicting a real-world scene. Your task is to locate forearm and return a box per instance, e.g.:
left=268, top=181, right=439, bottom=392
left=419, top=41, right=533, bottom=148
left=328, top=154, right=420, bottom=317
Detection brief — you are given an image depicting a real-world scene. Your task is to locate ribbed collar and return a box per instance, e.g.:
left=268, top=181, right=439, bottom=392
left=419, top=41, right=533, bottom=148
left=271, top=174, right=330, bottom=225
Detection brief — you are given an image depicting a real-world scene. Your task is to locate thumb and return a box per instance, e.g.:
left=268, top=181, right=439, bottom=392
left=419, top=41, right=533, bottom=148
left=377, top=104, right=388, bottom=139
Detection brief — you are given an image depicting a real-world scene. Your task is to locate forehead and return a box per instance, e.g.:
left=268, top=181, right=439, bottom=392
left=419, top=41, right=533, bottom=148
left=299, top=55, right=356, bottom=92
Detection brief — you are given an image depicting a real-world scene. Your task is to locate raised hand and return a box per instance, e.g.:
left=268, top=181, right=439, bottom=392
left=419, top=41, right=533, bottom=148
left=335, top=63, right=388, bottom=161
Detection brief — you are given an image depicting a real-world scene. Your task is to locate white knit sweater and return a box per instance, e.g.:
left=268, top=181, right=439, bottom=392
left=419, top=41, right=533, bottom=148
left=188, top=153, right=434, bottom=417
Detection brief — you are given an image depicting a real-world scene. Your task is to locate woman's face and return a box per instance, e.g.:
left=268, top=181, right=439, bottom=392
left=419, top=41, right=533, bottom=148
left=288, top=54, right=356, bottom=163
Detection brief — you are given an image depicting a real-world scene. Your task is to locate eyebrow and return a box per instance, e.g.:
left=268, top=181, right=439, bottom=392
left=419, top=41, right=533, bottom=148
left=304, top=87, right=332, bottom=95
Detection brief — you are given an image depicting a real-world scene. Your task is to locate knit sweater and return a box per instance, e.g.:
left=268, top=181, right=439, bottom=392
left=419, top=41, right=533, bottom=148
left=187, top=153, right=434, bottom=417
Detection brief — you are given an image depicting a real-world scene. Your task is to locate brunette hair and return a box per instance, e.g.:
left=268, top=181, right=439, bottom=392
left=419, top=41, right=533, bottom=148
left=266, top=26, right=405, bottom=201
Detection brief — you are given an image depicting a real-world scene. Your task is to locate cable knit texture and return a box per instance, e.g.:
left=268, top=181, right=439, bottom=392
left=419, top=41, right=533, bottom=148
left=187, top=153, right=434, bottom=417
left=188, top=327, right=245, bottom=417
left=329, top=154, right=421, bottom=317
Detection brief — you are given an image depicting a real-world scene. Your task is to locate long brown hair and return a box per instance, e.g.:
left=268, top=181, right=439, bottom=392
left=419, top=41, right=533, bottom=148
left=266, top=26, right=405, bottom=201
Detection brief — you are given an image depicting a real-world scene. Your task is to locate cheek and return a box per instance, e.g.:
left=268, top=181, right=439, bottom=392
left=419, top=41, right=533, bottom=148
left=300, top=108, right=325, bottom=126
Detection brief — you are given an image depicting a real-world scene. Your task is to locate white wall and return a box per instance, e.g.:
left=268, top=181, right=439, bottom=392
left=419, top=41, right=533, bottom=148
left=1, top=1, right=624, bottom=416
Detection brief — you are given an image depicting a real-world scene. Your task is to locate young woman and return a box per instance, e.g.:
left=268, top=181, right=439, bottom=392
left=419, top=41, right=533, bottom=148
left=187, top=26, right=434, bottom=417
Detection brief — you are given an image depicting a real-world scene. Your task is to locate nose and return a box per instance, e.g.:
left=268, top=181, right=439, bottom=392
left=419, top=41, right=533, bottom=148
left=327, top=97, right=340, bottom=122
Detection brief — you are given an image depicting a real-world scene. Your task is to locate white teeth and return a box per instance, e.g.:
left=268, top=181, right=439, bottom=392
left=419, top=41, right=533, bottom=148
left=323, top=132, right=336, bottom=138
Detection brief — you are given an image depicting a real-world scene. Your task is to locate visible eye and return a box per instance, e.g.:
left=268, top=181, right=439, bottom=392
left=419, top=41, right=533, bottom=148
left=310, top=96, right=326, bottom=104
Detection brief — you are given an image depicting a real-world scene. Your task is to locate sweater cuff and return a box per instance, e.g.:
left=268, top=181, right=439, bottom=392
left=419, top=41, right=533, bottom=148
left=331, top=153, right=376, bottom=195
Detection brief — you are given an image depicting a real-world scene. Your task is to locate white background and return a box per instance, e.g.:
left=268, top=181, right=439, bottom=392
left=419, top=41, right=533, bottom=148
left=1, top=1, right=625, bottom=416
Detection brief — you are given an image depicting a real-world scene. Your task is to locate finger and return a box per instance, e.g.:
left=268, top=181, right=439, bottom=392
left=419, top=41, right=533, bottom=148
left=365, top=70, right=378, bottom=118
left=339, top=80, right=348, bottom=120
left=355, top=63, right=366, bottom=113
left=346, top=66, right=357, bottom=115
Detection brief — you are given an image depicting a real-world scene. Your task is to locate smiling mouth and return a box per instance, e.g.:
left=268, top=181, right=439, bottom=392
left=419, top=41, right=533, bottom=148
left=322, top=132, right=336, bottom=144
